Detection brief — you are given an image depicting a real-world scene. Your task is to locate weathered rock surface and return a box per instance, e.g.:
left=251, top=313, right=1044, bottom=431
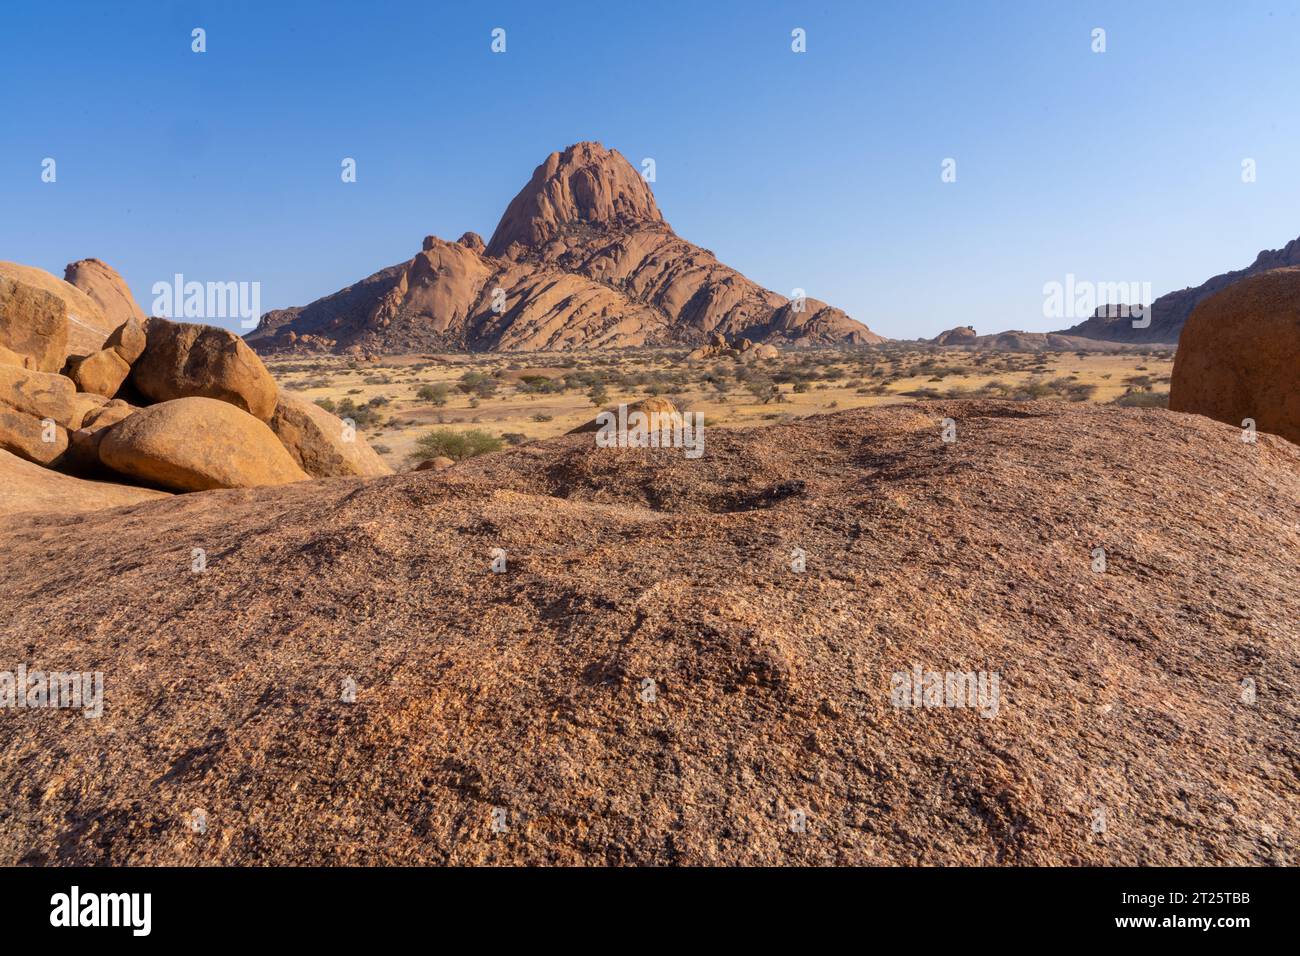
left=68, top=392, right=109, bottom=430
left=0, top=363, right=79, bottom=426
left=104, top=316, right=147, bottom=364
left=269, top=392, right=394, bottom=478
left=0, top=261, right=113, bottom=358
left=0, top=276, right=69, bottom=373
left=0, top=405, right=67, bottom=465
left=0, top=448, right=167, bottom=518
left=67, top=347, right=131, bottom=397
left=64, top=258, right=147, bottom=331
left=0, top=344, right=38, bottom=370
left=81, top=399, right=138, bottom=433
left=1170, top=267, right=1300, bottom=445
left=133, top=317, right=278, bottom=420
left=98, top=397, right=309, bottom=491
left=248, top=142, right=883, bottom=354
left=0, top=401, right=1294, bottom=864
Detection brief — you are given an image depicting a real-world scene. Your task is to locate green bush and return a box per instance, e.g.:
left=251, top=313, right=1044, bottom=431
left=1112, top=390, right=1169, bottom=408
left=408, top=428, right=504, bottom=463
left=416, top=383, right=450, bottom=406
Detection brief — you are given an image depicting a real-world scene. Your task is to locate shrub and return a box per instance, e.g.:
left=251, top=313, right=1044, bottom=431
left=1112, top=390, right=1169, bottom=408
left=408, top=428, right=503, bottom=463
left=416, top=383, right=450, bottom=406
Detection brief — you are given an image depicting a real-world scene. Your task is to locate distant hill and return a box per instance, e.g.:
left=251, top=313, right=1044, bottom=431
left=1058, top=236, right=1300, bottom=344
left=248, top=142, right=883, bottom=355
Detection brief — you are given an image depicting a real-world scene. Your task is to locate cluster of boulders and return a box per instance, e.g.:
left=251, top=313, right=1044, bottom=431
left=0, top=258, right=391, bottom=496
left=686, top=332, right=780, bottom=362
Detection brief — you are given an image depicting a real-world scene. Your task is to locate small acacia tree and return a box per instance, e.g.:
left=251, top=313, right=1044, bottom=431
left=408, top=428, right=503, bottom=464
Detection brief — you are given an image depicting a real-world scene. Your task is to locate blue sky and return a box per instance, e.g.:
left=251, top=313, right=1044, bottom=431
left=3, top=0, right=1298, bottom=339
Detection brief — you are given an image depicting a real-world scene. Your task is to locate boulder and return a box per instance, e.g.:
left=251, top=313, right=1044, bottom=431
left=568, top=396, right=679, bottom=434
left=104, top=316, right=147, bottom=364
left=0, top=363, right=79, bottom=426
left=0, top=448, right=168, bottom=518
left=81, top=399, right=138, bottom=433
left=0, top=261, right=113, bottom=358
left=0, top=276, right=69, bottom=373
left=0, top=405, right=68, bottom=466
left=269, top=392, right=394, bottom=478
left=0, top=344, right=37, bottom=369
left=934, top=326, right=978, bottom=346
left=1170, top=267, right=1300, bottom=445
left=98, top=397, right=310, bottom=492
left=67, top=348, right=131, bottom=397
left=68, top=392, right=109, bottom=430
left=415, top=456, right=455, bottom=472
left=456, top=232, right=486, bottom=253
left=132, top=317, right=278, bottom=420
left=63, top=259, right=147, bottom=331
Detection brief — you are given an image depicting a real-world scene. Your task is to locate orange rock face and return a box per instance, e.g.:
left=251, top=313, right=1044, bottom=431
left=0, top=261, right=113, bottom=359
left=0, top=448, right=167, bottom=517
left=133, top=317, right=279, bottom=421
left=249, top=142, right=884, bottom=354
left=64, top=258, right=147, bottom=331
left=97, top=397, right=310, bottom=491
left=1170, top=266, right=1300, bottom=445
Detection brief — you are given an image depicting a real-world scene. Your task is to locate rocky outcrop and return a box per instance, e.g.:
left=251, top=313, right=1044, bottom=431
left=0, top=261, right=114, bottom=358
left=567, top=396, right=679, bottom=434
left=687, top=335, right=779, bottom=361
left=0, top=448, right=167, bottom=518
left=133, top=317, right=278, bottom=420
left=485, top=142, right=665, bottom=256
left=1, top=401, right=1296, bottom=864
left=933, top=326, right=977, bottom=346
left=248, top=142, right=884, bottom=354
left=98, top=397, right=309, bottom=491
left=1170, top=267, right=1300, bottom=445
left=269, top=392, right=393, bottom=478
left=0, top=265, right=339, bottom=501
left=1058, top=235, right=1300, bottom=344
left=64, top=258, right=147, bottom=330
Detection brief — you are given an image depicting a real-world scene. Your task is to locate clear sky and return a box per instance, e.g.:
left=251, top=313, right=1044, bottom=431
left=3, top=0, right=1298, bottom=339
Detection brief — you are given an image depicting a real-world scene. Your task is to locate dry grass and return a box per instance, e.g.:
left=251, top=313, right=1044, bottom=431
left=264, top=344, right=1177, bottom=470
